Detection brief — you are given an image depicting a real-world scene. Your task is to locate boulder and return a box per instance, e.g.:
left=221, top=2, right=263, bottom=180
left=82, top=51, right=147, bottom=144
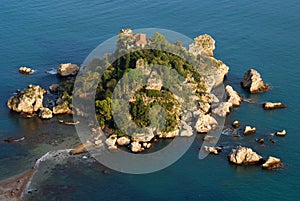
left=105, top=134, right=117, bottom=150
left=189, top=34, right=215, bottom=57
left=142, top=142, right=152, bottom=149
left=262, top=156, right=282, bottom=169
left=204, top=146, right=220, bottom=155
left=225, top=85, right=242, bottom=106
left=39, top=107, right=53, bottom=119
left=130, top=142, right=144, bottom=153
left=228, top=146, right=263, bottom=165
left=263, top=102, right=287, bottom=110
left=212, top=102, right=232, bottom=117
left=57, top=63, right=80, bottom=77
left=244, top=126, right=256, bottom=135
left=232, top=120, right=241, bottom=128
left=116, top=136, right=131, bottom=146
left=195, top=114, right=218, bottom=133
left=275, top=130, right=286, bottom=136
left=7, top=85, right=46, bottom=114
left=241, top=69, right=270, bottom=93
left=53, top=101, right=72, bottom=115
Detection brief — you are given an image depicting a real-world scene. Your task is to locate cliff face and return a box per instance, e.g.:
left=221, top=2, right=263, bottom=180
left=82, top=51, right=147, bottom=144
left=7, top=85, right=46, bottom=114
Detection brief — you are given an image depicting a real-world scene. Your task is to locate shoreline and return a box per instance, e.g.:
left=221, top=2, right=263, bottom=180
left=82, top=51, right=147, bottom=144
left=0, top=169, right=36, bottom=201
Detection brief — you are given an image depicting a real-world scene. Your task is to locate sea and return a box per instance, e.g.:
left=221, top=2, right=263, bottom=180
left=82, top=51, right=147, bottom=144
left=0, top=0, right=299, bottom=200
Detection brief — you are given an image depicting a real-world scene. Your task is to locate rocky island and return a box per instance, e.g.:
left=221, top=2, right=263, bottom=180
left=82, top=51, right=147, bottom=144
left=4, top=29, right=288, bottom=200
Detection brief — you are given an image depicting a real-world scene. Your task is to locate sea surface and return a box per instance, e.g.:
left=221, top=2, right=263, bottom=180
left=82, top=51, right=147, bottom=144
left=0, top=0, right=299, bottom=200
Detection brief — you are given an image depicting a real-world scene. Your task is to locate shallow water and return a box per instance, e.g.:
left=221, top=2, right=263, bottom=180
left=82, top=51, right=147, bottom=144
left=0, top=0, right=299, bottom=200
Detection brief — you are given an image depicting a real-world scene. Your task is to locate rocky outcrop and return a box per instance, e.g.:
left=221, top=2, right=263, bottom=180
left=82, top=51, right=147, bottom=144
left=255, top=138, right=265, bottom=143
left=131, top=129, right=154, bottom=142
left=19, top=67, right=33, bottom=74
left=69, top=141, right=93, bottom=155
left=7, top=85, right=46, bottom=114
left=195, top=114, right=218, bottom=133
left=263, top=102, right=287, bottom=110
left=275, top=130, right=286, bottom=136
left=57, top=63, right=80, bottom=77
left=49, top=84, right=60, bottom=93
left=213, top=63, right=229, bottom=87
left=117, top=136, right=131, bottom=146
left=179, top=121, right=193, bottom=137
left=157, top=129, right=179, bottom=138
left=39, top=108, right=53, bottom=119
left=244, top=126, right=256, bottom=135
left=225, top=85, right=242, bottom=106
left=212, top=102, right=232, bottom=117
left=53, top=101, right=72, bottom=115
left=130, top=142, right=144, bottom=153
left=262, top=156, right=282, bottom=169
left=204, top=146, right=221, bottom=155
left=241, top=69, right=270, bottom=93
left=189, top=34, right=215, bottom=57
left=228, top=146, right=263, bottom=165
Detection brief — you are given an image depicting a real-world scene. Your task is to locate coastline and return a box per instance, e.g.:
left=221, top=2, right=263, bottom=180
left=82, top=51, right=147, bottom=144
left=0, top=169, right=36, bottom=201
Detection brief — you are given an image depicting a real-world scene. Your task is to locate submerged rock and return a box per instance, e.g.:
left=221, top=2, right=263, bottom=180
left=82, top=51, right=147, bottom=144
left=228, top=146, right=263, bottom=165
left=203, top=135, right=218, bottom=143
left=241, top=69, right=270, bottom=93
left=244, top=126, right=256, bottom=135
left=49, top=84, right=60, bottom=93
left=225, top=85, right=242, bottom=106
left=255, top=138, right=265, bottom=143
left=262, top=156, right=282, bottom=169
left=39, top=107, right=53, bottom=119
left=57, top=63, right=80, bottom=77
left=7, top=85, right=46, bottom=114
left=69, top=141, right=93, bottom=155
left=263, top=102, right=287, bottom=110
left=275, top=130, right=286, bottom=136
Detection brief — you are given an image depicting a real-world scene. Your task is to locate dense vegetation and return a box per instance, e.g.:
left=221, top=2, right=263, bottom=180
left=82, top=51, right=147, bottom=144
left=63, top=32, right=208, bottom=136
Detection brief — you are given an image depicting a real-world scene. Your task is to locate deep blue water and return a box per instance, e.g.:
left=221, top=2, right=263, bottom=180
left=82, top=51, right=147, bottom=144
left=0, top=0, right=299, bottom=200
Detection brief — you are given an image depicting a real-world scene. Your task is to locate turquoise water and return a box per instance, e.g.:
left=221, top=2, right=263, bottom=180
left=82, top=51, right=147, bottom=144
left=0, top=0, right=299, bottom=200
